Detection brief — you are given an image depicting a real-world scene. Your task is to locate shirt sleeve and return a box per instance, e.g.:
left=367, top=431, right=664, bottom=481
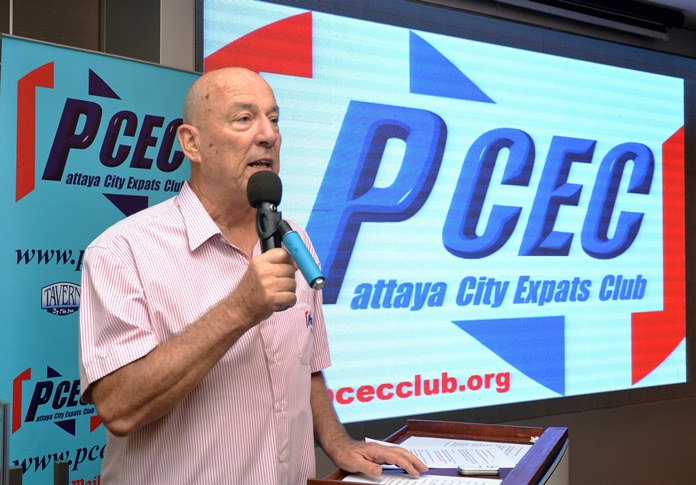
left=78, top=242, right=160, bottom=400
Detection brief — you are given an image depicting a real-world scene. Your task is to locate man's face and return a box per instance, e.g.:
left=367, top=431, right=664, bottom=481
left=195, top=70, right=282, bottom=201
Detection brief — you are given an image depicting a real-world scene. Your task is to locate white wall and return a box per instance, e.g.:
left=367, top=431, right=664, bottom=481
left=160, top=0, right=196, bottom=71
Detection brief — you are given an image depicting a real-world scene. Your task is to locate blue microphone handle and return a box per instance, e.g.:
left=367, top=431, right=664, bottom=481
left=277, top=220, right=325, bottom=290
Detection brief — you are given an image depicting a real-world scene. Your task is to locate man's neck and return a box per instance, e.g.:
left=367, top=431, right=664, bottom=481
left=189, top=181, right=259, bottom=256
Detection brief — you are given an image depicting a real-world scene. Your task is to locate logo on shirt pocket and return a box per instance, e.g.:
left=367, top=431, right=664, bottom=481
left=295, top=304, right=314, bottom=365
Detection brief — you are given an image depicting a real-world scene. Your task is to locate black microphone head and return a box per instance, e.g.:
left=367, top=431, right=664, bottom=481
left=247, top=171, right=282, bottom=207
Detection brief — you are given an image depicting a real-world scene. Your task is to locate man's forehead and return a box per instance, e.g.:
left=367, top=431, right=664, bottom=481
left=226, top=100, right=280, bottom=113
left=215, top=76, right=277, bottom=103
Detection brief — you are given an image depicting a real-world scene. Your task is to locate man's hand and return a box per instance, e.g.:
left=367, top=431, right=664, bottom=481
left=231, top=248, right=297, bottom=325
left=328, top=437, right=428, bottom=480
left=310, top=372, right=427, bottom=480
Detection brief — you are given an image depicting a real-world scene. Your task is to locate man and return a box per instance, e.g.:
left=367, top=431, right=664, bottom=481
left=79, top=67, right=427, bottom=483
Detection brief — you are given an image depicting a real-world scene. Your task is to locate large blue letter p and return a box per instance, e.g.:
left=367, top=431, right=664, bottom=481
left=306, top=101, right=446, bottom=304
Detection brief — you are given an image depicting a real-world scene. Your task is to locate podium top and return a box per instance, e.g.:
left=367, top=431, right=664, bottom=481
left=308, top=419, right=568, bottom=485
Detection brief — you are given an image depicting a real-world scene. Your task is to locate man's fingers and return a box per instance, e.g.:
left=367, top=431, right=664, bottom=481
left=357, top=442, right=428, bottom=478
left=233, top=248, right=298, bottom=322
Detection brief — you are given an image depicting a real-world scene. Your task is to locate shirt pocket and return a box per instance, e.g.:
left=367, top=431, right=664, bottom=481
left=293, top=302, right=315, bottom=365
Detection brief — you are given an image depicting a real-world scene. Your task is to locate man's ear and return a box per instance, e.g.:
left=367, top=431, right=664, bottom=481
left=177, top=123, right=202, bottom=165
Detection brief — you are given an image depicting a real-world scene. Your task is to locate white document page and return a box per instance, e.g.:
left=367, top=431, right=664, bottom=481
left=399, top=436, right=532, bottom=468
left=366, top=436, right=531, bottom=469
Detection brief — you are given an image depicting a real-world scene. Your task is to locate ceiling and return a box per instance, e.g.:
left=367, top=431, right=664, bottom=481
left=491, top=1, right=696, bottom=35
left=628, top=0, right=696, bottom=30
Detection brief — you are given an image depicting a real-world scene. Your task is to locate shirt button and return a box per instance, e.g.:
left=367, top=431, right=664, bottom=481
left=276, top=402, right=285, bottom=412
left=279, top=451, right=288, bottom=463
left=269, top=353, right=278, bottom=363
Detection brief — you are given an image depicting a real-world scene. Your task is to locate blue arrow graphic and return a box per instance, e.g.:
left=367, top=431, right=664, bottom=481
left=88, top=69, right=121, bottom=99
left=410, top=31, right=494, bottom=103
left=453, top=316, right=566, bottom=395
left=104, top=193, right=149, bottom=216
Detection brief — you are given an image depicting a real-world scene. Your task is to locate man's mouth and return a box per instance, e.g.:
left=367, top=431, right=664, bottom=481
left=248, top=160, right=272, bottom=169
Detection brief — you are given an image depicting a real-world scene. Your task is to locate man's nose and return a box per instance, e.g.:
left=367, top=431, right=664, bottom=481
left=256, top=118, right=280, bottom=146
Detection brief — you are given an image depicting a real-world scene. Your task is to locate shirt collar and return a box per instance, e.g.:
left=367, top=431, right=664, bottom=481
left=177, top=181, right=223, bottom=251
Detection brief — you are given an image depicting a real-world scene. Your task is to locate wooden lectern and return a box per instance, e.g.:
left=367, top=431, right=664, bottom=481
left=308, top=420, right=569, bottom=484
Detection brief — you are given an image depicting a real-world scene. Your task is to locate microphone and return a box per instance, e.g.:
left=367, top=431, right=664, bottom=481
left=277, top=220, right=325, bottom=290
left=246, top=171, right=325, bottom=290
left=247, top=170, right=282, bottom=252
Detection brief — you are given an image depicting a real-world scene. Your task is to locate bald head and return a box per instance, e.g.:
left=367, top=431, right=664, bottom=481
left=176, top=66, right=282, bottom=209
left=182, top=67, right=276, bottom=128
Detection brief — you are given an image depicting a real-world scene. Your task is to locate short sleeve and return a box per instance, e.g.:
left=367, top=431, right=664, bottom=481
left=78, top=243, right=159, bottom=400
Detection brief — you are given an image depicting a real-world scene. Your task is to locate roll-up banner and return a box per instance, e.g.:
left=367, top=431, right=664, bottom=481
left=0, top=36, right=197, bottom=484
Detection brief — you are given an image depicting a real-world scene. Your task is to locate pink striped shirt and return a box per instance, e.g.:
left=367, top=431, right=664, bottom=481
left=79, top=182, right=331, bottom=484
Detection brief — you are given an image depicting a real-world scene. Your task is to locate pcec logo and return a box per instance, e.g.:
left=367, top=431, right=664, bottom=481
left=41, top=282, right=80, bottom=316
left=212, top=13, right=669, bottom=304
left=13, top=59, right=191, bottom=216
left=12, top=366, right=100, bottom=436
